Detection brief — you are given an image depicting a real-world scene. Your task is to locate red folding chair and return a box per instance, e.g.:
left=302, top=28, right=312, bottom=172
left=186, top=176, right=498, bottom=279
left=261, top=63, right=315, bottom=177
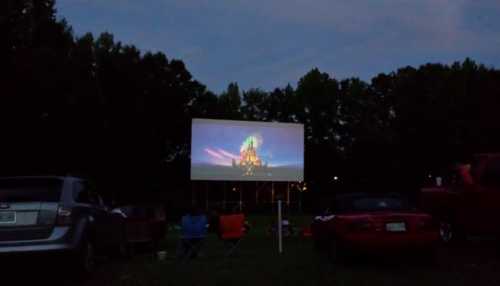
left=219, top=213, right=245, bottom=257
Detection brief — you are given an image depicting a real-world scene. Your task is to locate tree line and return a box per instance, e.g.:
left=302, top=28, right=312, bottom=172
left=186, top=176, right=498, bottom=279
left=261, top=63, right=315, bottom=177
left=2, top=0, right=500, bottom=202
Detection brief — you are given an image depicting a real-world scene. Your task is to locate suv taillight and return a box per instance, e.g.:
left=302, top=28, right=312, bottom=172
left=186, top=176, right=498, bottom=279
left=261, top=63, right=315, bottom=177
left=56, top=206, right=73, bottom=226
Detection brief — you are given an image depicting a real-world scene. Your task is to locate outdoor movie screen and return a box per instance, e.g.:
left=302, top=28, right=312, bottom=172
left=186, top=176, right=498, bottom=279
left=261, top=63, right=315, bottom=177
left=191, top=119, right=304, bottom=182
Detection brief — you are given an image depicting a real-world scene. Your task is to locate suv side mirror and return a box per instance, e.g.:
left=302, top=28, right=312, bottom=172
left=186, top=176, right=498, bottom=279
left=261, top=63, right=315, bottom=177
left=111, top=208, right=127, bottom=218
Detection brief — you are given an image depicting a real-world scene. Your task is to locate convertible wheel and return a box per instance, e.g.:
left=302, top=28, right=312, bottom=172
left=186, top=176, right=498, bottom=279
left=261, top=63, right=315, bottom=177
left=313, top=238, right=324, bottom=251
left=329, top=239, right=343, bottom=263
left=117, top=240, right=132, bottom=258
left=416, top=246, right=438, bottom=265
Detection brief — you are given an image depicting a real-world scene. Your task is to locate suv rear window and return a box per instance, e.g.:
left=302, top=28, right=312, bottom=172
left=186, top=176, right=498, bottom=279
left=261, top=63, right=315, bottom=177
left=0, top=178, right=63, bottom=202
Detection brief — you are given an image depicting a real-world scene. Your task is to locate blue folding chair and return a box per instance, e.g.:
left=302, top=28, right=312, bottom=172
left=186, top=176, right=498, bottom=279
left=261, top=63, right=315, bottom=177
left=177, top=214, right=208, bottom=263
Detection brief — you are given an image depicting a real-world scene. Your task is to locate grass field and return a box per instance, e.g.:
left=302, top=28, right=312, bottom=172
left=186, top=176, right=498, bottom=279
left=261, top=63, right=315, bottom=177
left=7, top=215, right=500, bottom=286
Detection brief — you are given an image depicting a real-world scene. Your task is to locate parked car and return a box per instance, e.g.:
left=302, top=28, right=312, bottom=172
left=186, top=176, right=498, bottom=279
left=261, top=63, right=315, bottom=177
left=111, top=204, right=167, bottom=252
left=0, top=176, right=124, bottom=274
left=420, top=153, right=500, bottom=243
left=311, top=193, right=440, bottom=261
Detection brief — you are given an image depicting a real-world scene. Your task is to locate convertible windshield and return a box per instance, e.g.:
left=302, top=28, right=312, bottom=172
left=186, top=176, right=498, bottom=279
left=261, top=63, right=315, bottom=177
left=335, top=195, right=411, bottom=213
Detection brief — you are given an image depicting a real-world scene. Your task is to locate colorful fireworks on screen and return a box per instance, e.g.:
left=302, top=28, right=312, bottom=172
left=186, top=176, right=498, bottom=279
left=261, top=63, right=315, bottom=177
left=203, top=147, right=239, bottom=166
left=203, top=134, right=268, bottom=176
left=237, top=135, right=266, bottom=176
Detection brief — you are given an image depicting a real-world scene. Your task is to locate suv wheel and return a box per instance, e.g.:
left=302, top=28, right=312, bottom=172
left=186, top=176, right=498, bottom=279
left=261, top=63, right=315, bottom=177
left=79, top=239, right=97, bottom=275
left=439, top=221, right=453, bottom=243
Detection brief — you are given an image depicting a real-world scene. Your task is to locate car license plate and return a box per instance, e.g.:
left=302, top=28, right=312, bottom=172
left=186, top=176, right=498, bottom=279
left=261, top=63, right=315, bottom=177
left=0, top=211, right=16, bottom=224
left=386, top=222, right=406, bottom=232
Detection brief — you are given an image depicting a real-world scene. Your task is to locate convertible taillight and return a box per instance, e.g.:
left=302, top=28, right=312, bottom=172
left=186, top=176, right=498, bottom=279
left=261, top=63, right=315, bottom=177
left=56, top=206, right=73, bottom=226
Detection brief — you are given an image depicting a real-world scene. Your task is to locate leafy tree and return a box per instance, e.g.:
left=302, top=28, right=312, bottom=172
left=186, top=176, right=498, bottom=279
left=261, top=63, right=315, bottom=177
left=4, top=0, right=500, bottom=205
left=241, top=88, right=268, bottom=121
left=295, top=69, right=341, bottom=187
left=218, top=82, right=242, bottom=119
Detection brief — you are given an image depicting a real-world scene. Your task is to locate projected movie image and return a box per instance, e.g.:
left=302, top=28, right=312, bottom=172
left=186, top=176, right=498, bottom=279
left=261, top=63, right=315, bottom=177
left=191, top=119, right=304, bottom=181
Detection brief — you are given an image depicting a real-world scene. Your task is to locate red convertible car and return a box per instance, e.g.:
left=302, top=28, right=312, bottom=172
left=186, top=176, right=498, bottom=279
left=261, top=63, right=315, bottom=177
left=311, top=193, right=440, bottom=261
left=112, top=204, right=167, bottom=254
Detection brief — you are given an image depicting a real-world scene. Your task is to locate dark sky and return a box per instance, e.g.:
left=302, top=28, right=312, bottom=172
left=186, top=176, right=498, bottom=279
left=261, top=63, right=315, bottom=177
left=57, top=0, right=500, bottom=93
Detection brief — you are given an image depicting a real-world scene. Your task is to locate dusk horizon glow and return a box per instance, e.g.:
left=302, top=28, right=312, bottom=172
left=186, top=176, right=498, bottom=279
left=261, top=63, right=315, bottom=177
left=57, top=1, right=500, bottom=93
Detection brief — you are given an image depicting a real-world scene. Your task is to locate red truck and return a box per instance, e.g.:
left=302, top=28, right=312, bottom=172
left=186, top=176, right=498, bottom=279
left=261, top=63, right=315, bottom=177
left=419, top=153, right=500, bottom=243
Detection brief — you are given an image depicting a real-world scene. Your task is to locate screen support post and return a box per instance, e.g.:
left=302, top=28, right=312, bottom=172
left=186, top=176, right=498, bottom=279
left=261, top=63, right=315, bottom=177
left=286, top=182, right=290, bottom=207
left=191, top=183, right=195, bottom=207
left=271, top=182, right=275, bottom=210
left=239, top=183, right=243, bottom=212
left=223, top=181, right=227, bottom=211
left=205, top=182, right=209, bottom=211
left=277, top=198, right=283, bottom=254
left=255, top=181, right=258, bottom=205
left=299, top=188, right=302, bottom=213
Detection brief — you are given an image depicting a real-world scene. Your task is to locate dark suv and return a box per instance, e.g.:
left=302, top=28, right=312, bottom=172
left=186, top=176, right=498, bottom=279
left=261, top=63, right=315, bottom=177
left=0, top=176, right=123, bottom=273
